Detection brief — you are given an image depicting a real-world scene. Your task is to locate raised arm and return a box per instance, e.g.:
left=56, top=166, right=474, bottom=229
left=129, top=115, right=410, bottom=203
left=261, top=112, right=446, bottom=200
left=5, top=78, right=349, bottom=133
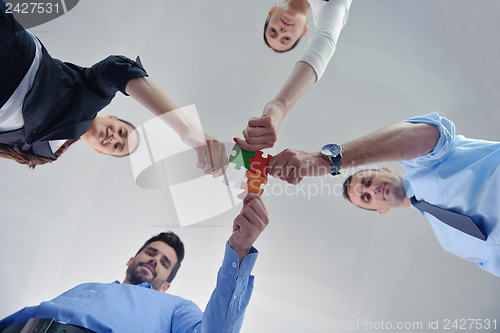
left=235, top=61, right=316, bottom=151
left=237, top=0, right=353, bottom=152
left=172, top=193, right=269, bottom=333
left=269, top=121, right=440, bottom=184
left=125, top=76, right=228, bottom=177
left=342, top=122, right=440, bottom=168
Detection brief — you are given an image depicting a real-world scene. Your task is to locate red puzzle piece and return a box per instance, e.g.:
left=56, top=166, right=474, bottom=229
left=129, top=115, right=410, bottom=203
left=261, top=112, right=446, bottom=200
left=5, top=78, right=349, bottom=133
left=248, top=151, right=273, bottom=178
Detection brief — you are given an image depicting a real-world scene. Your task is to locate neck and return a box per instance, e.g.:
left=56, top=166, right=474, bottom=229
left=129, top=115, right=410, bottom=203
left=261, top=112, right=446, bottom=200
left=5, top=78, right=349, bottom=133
left=80, top=131, right=89, bottom=143
left=122, top=278, right=133, bottom=285
left=398, top=175, right=412, bottom=208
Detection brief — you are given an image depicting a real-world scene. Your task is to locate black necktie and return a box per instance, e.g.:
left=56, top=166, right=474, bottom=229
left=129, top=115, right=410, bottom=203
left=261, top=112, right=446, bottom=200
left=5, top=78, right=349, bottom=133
left=410, top=197, right=486, bottom=241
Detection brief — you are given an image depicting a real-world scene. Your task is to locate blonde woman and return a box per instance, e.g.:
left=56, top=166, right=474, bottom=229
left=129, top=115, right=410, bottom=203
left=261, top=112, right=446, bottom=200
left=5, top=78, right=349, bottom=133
left=237, top=0, right=352, bottom=151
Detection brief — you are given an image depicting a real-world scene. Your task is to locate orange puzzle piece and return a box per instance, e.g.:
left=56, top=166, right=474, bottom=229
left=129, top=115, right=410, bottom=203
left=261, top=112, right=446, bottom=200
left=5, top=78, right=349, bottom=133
left=241, top=169, right=268, bottom=195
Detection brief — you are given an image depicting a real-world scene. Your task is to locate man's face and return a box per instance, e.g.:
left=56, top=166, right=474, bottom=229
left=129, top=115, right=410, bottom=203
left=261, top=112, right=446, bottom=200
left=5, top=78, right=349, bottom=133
left=348, top=169, right=407, bottom=213
left=82, top=115, right=138, bottom=156
left=125, top=241, right=178, bottom=292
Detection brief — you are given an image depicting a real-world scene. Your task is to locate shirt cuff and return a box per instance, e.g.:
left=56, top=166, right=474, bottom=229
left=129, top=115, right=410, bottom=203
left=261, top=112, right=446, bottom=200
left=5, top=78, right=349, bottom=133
left=222, top=241, right=258, bottom=279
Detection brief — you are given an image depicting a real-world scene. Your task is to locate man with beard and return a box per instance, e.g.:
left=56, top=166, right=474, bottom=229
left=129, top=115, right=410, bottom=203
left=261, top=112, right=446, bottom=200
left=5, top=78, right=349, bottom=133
left=0, top=193, right=269, bottom=333
left=267, top=112, right=500, bottom=277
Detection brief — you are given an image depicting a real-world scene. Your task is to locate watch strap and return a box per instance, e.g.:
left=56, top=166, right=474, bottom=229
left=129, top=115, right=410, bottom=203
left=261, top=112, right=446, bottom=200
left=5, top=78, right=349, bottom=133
left=329, top=155, right=342, bottom=176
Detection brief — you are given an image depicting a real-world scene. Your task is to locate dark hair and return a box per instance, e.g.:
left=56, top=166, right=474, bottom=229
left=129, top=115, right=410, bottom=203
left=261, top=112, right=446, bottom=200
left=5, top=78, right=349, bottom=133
left=0, top=139, right=79, bottom=169
left=342, top=174, right=353, bottom=202
left=136, top=232, right=185, bottom=283
left=263, top=16, right=302, bottom=53
left=0, top=117, right=138, bottom=168
left=342, top=170, right=379, bottom=212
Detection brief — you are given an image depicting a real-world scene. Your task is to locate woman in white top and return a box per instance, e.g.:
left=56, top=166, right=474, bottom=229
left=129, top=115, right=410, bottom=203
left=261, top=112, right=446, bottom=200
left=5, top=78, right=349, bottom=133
left=236, top=0, right=352, bottom=151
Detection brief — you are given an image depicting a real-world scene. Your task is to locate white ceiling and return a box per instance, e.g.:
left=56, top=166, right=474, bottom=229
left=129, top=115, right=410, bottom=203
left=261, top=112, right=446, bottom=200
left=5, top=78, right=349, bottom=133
left=1, top=0, right=500, bottom=332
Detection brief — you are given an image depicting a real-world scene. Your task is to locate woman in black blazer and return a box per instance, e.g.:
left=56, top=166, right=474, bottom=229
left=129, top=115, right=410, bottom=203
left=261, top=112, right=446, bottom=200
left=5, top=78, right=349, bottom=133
left=0, top=0, right=226, bottom=175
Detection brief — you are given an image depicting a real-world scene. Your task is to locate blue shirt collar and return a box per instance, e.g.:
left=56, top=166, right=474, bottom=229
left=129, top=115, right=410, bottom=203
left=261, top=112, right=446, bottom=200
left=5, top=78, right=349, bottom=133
left=113, top=280, right=154, bottom=289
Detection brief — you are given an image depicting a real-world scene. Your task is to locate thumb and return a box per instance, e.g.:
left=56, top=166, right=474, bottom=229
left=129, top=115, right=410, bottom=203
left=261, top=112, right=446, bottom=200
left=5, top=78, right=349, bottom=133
left=194, top=145, right=208, bottom=168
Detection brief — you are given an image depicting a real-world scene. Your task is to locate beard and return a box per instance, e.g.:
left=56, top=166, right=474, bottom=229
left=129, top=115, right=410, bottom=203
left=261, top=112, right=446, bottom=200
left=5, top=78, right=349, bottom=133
left=125, top=262, right=157, bottom=287
left=389, top=179, right=407, bottom=204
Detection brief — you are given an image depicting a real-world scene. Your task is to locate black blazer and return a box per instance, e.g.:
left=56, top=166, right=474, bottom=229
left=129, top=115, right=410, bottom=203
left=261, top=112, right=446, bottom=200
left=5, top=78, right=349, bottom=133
left=0, top=45, right=148, bottom=159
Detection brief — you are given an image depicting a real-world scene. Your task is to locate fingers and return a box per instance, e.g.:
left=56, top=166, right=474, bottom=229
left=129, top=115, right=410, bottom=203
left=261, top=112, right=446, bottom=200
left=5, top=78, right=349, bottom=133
left=268, top=149, right=294, bottom=182
left=247, top=115, right=273, bottom=128
left=243, top=127, right=276, bottom=144
left=234, top=137, right=271, bottom=152
left=195, top=145, right=212, bottom=172
left=233, top=193, right=268, bottom=232
left=241, top=194, right=269, bottom=228
left=268, top=149, right=304, bottom=185
left=229, top=192, right=269, bottom=259
left=207, top=140, right=229, bottom=178
left=239, top=115, right=278, bottom=151
left=236, top=190, right=250, bottom=201
left=195, top=140, right=229, bottom=177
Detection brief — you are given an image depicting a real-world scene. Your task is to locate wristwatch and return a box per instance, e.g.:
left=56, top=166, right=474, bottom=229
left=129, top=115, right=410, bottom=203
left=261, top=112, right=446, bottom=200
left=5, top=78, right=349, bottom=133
left=320, top=144, right=344, bottom=176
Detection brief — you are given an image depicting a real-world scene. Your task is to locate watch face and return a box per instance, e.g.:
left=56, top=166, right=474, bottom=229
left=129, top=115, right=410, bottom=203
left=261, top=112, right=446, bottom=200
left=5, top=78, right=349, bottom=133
left=321, top=144, right=342, bottom=157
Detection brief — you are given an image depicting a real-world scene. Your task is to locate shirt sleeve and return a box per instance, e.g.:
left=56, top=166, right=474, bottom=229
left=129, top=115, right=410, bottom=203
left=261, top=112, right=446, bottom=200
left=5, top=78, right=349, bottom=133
left=297, top=0, right=352, bottom=82
left=401, top=112, right=456, bottom=169
left=84, top=55, right=149, bottom=97
left=0, top=306, right=37, bottom=329
left=172, top=242, right=258, bottom=333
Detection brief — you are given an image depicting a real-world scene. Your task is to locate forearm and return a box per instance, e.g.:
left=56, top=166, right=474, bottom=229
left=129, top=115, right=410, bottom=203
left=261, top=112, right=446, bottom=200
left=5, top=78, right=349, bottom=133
left=125, top=76, right=204, bottom=146
left=269, top=61, right=317, bottom=117
left=341, top=122, right=440, bottom=169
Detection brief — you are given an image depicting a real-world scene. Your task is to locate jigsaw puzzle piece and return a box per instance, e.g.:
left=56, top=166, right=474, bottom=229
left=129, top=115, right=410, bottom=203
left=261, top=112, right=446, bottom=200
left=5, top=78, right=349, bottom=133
left=248, top=151, right=273, bottom=178
left=223, top=162, right=248, bottom=189
left=228, top=144, right=246, bottom=170
left=228, top=143, right=256, bottom=171
left=241, top=169, right=268, bottom=195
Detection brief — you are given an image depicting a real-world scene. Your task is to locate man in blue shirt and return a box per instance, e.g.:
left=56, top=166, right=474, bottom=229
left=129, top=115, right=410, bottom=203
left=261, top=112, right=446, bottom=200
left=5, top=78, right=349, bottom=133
left=266, top=112, right=500, bottom=277
left=0, top=193, right=269, bottom=333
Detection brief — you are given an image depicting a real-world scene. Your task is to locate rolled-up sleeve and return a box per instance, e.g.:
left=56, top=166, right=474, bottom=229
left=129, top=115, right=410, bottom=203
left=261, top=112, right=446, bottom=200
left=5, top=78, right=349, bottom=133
left=298, top=0, right=352, bottom=82
left=85, top=55, right=148, bottom=96
left=401, top=112, right=456, bottom=169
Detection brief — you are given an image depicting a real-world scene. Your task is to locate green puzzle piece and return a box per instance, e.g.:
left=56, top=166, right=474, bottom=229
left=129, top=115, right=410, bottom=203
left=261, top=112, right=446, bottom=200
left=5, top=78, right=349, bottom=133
left=229, top=143, right=255, bottom=170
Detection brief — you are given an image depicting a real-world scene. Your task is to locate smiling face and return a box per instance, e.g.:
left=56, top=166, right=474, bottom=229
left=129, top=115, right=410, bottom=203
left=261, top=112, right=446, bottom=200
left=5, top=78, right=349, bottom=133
left=265, top=4, right=309, bottom=52
left=80, top=115, right=139, bottom=156
left=124, top=241, right=179, bottom=292
left=347, top=169, right=410, bottom=213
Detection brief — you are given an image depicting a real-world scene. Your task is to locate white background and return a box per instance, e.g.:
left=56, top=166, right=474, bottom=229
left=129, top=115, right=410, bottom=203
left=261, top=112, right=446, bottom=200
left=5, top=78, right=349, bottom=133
left=1, top=0, right=499, bottom=332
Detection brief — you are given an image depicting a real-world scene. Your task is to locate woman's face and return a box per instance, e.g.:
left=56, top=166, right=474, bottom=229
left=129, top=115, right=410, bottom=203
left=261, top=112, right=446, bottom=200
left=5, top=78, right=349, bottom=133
left=265, top=5, right=308, bottom=52
left=81, top=115, right=139, bottom=156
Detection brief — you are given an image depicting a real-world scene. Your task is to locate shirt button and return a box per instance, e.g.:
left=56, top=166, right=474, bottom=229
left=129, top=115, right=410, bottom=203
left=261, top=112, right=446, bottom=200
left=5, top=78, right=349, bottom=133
left=233, top=295, right=238, bottom=300
left=495, top=240, right=499, bottom=245
left=232, top=262, right=237, bottom=268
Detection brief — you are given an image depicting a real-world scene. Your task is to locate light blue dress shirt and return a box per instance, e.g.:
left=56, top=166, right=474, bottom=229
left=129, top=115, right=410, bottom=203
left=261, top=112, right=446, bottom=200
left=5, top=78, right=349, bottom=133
left=0, top=242, right=258, bottom=333
left=401, top=112, right=500, bottom=277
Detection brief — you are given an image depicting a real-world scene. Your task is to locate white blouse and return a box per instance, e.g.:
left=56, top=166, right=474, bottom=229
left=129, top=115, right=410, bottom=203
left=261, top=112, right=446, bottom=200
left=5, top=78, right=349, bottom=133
left=0, top=32, right=65, bottom=153
left=299, top=0, right=353, bottom=81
